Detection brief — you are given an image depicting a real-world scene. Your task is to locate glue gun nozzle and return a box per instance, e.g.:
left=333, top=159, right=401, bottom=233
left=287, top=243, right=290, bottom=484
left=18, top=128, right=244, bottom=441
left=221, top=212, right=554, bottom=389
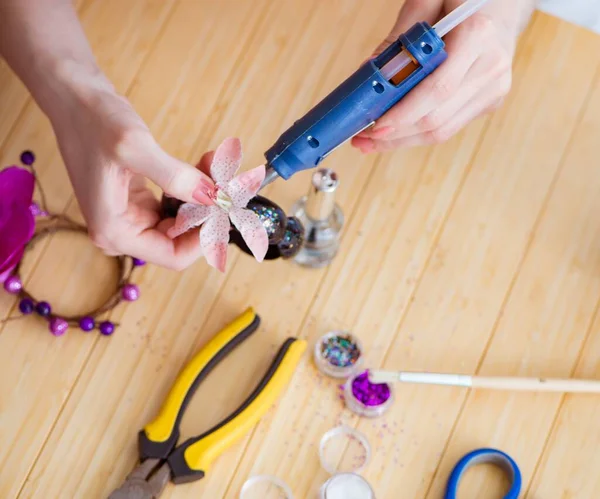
left=260, top=165, right=280, bottom=191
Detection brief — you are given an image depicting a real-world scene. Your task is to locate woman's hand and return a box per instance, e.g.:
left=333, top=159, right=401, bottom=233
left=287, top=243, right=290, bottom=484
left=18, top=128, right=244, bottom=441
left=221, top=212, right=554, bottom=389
left=0, top=0, right=216, bottom=270
left=352, top=0, right=535, bottom=153
left=49, top=71, right=216, bottom=269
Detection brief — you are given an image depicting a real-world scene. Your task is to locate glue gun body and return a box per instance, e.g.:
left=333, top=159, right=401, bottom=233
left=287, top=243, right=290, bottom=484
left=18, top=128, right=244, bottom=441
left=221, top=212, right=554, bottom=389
left=261, top=22, right=447, bottom=188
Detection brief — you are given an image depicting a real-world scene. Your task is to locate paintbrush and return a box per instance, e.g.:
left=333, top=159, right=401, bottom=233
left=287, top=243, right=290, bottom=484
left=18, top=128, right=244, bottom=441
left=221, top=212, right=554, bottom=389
left=368, top=370, right=600, bottom=393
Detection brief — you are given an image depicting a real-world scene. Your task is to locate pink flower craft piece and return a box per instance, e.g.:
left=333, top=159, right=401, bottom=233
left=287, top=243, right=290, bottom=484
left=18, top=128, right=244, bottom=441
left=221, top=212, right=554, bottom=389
left=0, top=167, right=36, bottom=283
left=168, top=138, right=269, bottom=272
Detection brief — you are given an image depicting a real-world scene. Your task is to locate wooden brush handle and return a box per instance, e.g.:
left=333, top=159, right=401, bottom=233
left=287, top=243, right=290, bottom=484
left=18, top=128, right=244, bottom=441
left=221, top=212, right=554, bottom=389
left=471, top=376, right=600, bottom=393
left=370, top=371, right=600, bottom=394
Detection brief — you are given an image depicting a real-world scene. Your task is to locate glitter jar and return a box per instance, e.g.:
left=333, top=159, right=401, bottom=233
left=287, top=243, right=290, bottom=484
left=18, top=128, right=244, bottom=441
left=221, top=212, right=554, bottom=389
left=318, top=426, right=375, bottom=499
left=343, top=370, right=393, bottom=418
left=239, top=475, right=294, bottom=499
left=314, top=331, right=363, bottom=378
left=320, top=473, right=375, bottom=499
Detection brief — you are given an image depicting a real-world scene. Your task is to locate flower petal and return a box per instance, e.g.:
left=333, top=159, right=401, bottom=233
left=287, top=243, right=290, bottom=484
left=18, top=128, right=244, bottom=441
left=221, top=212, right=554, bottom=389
left=200, top=211, right=231, bottom=272
left=225, top=165, right=265, bottom=208
left=0, top=248, right=23, bottom=284
left=167, top=203, right=216, bottom=238
left=210, top=137, right=242, bottom=186
left=230, top=208, right=268, bottom=262
left=0, top=200, right=35, bottom=272
left=0, top=167, right=35, bottom=208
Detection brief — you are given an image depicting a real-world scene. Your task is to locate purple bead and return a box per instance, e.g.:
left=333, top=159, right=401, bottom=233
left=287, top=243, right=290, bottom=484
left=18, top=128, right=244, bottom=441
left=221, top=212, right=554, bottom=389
left=49, top=317, right=68, bottom=336
left=19, top=298, right=34, bottom=314
left=121, top=284, right=140, bottom=302
left=99, top=321, right=115, bottom=336
left=29, top=202, right=48, bottom=218
left=79, top=316, right=95, bottom=332
left=20, top=150, right=35, bottom=166
left=3, top=275, right=22, bottom=294
left=132, top=258, right=146, bottom=267
left=36, top=301, right=51, bottom=317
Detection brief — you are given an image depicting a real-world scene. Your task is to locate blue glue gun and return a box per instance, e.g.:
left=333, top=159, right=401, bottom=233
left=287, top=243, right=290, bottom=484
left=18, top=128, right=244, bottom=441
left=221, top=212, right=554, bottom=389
left=261, top=21, right=447, bottom=187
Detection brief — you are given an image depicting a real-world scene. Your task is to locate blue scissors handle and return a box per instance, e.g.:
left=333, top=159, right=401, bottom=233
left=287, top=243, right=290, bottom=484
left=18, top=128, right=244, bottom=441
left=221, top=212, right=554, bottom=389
left=445, top=448, right=522, bottom=499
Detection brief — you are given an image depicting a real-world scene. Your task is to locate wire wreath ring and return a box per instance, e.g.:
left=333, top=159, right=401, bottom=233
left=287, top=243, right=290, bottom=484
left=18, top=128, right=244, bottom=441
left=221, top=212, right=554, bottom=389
left=1, top=150, right=144, bottom=337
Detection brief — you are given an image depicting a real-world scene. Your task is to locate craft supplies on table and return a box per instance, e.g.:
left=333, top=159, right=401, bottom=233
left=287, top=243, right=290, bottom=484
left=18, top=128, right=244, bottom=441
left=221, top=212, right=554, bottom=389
left=444, top=448, right=522, bottom=499
left=314, top=331, right=363, bottom=378
left=108, top=308, right=306, bottom=499
left=320, top=473, right=375, bottom=499
left=343, top=370, right=394, bottom=418
left=239, top=474, right=295, bottom=499
left=369, top=369, right=600, bottom=393
left=318, top=425, right=375, bottom=499
left=292, top=168, right=344, bottom=269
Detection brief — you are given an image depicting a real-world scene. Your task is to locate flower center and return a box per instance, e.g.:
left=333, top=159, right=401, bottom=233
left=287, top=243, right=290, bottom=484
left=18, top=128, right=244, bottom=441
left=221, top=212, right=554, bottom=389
left=214, top=188, right=233, bottom=213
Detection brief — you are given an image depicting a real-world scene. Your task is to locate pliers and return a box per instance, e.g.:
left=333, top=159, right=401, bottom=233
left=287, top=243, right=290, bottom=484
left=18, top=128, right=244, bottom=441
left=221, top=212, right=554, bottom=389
left=108, top=308, right=306, bottom=499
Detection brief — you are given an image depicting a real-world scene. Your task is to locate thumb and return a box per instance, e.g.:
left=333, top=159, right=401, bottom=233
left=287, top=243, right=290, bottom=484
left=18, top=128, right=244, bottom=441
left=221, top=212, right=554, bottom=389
left=134, top=145, right=216, bottom=206
left=373, top=1, right=443, bottom=57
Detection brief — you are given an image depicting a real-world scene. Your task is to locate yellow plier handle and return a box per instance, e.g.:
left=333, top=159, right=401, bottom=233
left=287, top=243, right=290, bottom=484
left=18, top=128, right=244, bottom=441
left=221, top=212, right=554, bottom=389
left=138, top=307, right=307, bottom=484
left=168, top=336, right=305, bottom=483
left=139, top=308, right=261, bottom=459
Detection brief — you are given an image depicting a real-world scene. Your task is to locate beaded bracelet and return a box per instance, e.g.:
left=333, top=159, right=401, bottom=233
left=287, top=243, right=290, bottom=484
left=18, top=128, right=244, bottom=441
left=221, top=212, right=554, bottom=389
left=0, top=151, right=143, bottom=336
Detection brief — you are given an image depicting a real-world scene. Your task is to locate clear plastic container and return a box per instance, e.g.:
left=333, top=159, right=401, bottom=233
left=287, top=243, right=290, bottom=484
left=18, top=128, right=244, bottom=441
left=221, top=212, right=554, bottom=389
left=343, top=370, right=394, bottom=418
left=239, top=475, right=294, bottom=499
left=319, top=473, right=375, bottom=499
left=318, top=426, right=374, bottom=498
left=313, top=331, right=364, bottom=378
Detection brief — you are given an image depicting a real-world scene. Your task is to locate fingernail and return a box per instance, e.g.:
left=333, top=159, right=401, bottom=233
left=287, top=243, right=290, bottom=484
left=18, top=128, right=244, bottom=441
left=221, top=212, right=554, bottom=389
left=193, top=177, right=216, bottom=205
left=353, top=137, right=374, bottom=153
left=370, top=126, right=394, bottom=138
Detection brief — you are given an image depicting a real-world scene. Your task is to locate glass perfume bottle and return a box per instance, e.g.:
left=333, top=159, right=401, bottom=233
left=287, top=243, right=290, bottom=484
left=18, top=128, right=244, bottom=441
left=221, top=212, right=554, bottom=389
left=291, top=168, right=344, bottom=268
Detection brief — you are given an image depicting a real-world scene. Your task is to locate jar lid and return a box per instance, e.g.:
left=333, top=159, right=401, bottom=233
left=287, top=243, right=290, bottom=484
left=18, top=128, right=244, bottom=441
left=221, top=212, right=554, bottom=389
left=319, top=425, right=371, bottom=475
left=239, top=475, right=294, bottom=499
left=314, top=331, right=364, bottom=378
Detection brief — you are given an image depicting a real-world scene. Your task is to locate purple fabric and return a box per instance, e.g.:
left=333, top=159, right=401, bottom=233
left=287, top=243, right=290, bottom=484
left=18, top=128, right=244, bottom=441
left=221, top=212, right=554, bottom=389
left=0, top=167, right=36, bottom=282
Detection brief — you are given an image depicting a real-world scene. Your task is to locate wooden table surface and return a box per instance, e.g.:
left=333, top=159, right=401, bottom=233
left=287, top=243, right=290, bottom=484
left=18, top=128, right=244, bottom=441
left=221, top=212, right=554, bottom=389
left=2, top=2, right=600, bottom=498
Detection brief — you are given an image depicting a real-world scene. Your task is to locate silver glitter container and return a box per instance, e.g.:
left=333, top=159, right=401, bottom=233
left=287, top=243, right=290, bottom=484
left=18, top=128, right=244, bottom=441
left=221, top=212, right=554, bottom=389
left=291, top=168, right=344, bottom=268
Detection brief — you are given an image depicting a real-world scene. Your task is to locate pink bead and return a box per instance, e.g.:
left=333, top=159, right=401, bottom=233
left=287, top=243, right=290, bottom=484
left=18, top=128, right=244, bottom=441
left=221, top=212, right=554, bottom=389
left=3, top=275, right=22, bottom=294
left=121, top=284, right=140, bottom=302
left=49, top=317, right=68, bottom=336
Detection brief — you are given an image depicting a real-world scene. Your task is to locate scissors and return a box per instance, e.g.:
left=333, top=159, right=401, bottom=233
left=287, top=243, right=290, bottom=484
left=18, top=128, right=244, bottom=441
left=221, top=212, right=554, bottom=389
left=445, top=448, right=522, bottom=499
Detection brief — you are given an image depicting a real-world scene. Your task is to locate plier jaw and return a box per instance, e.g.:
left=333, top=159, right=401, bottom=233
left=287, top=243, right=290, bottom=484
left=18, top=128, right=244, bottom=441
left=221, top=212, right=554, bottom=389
left=107, top=458, right=170, bottom=499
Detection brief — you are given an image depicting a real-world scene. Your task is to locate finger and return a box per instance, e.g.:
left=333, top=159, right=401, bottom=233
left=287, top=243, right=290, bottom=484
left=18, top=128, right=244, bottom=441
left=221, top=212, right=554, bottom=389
left=367, top=81, right=506, bottom=150
left=373, top=0, right=443, bottom=57
left=195, top=151, right=214, bottom=177
left=117, top=226, right=204, bottom=271
left=130, top=141, right=216, bottom=206
left=359, top=24, right=483, bottom=141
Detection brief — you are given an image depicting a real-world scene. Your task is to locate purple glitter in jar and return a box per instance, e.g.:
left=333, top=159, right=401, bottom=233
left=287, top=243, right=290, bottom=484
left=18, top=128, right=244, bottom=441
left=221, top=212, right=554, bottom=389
left=344, top=370, right=393, bottom=417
